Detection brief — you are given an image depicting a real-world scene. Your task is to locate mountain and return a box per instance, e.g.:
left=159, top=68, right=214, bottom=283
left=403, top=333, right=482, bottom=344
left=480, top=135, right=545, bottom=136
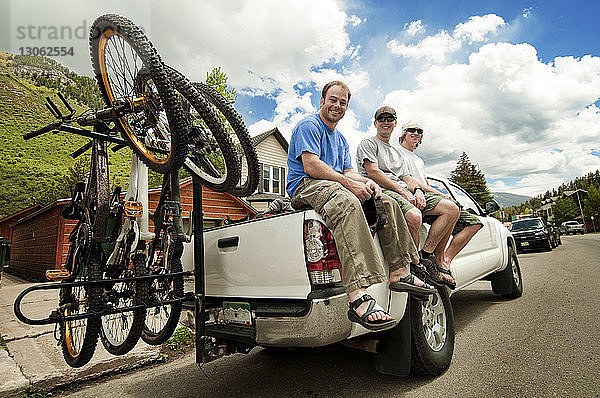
left=492, top=192, right=531, bottom=208
left=0, top=53, right=137, bottom=219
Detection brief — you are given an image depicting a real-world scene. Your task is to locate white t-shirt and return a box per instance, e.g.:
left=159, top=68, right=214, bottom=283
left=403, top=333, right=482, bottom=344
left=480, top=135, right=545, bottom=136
left=356, top=136, right=409, bottom=188
left=399, top=145, right=427, bottom=185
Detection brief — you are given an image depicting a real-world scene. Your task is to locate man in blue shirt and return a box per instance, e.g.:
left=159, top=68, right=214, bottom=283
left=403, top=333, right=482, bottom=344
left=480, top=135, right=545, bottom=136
left=287, top=81, right=435, bottom=331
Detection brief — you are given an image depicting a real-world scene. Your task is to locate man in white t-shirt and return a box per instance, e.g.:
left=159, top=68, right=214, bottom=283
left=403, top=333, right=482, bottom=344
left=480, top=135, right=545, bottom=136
left=357, top=107, right=461, bottom=289
left=399, top=120, right=483, bottom=287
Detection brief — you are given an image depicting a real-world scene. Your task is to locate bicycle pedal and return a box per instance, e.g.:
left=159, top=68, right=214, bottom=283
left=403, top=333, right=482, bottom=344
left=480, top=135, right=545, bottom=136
left=124, top=201, right=143, bottom=217
left=46, top=269, right=71, bottom=281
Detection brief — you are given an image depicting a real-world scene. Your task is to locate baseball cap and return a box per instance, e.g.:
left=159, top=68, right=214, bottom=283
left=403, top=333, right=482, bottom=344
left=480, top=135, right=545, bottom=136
left=402, top=120, right=423, bottom=132
left=374, top=106, right=396, bottom=120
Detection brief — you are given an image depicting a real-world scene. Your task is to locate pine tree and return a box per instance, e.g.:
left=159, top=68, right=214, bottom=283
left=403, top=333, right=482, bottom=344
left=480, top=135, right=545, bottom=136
left=449, top=152, right=493, bottom=205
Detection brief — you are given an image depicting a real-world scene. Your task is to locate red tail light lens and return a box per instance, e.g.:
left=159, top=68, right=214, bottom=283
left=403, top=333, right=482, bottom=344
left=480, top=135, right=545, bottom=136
left=304, top=220, right=342, bottom=285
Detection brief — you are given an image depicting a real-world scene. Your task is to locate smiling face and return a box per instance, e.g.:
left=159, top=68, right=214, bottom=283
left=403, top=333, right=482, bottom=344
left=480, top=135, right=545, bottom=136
left=374, top=113, right=397, bottom=142
left=400, top=127, right=424, bottom=150
left=319, top=84, right=349, bottom=129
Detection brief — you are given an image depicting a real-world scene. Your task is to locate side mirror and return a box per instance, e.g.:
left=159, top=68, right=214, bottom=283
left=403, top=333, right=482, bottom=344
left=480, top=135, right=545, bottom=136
left=483, top=200, right=500, bottom=215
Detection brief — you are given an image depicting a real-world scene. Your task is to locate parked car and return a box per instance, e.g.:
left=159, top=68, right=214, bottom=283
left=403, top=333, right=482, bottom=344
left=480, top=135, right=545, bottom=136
left=183, top=176, right=522, bottom=377
left=560, top=221, right=585, bottom=235
left=509, top=217, right=553, bottom=252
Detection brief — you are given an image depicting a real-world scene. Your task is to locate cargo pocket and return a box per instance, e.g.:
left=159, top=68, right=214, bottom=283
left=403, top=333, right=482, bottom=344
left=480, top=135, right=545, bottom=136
left=320, top=191, right=358, bottom=230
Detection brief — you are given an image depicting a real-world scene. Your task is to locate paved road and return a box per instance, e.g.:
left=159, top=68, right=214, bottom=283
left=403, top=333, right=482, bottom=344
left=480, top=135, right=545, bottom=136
left=60, top=234, right=600, bottom=398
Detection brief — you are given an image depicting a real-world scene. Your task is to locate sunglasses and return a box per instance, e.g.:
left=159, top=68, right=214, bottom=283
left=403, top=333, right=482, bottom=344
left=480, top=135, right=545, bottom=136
left=406, top=128, right=423, bottom=134
left=377, top=116, right=396, bottom=122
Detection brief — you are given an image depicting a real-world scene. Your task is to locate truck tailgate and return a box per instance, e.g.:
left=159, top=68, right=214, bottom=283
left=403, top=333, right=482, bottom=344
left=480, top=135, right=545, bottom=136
left=199, top=211, right=311, bottom=299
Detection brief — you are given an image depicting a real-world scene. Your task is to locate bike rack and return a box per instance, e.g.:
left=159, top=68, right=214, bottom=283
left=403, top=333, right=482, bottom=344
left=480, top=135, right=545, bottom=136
left=14, top=93, right=213, bottom=366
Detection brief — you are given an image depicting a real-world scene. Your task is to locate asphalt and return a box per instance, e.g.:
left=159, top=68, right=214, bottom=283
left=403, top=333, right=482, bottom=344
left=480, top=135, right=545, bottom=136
left=0, top=272, right=163, bottom=397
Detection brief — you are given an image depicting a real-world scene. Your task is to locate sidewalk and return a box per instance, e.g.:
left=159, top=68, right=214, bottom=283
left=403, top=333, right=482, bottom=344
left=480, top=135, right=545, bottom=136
left=0, top=272, right=162, bottom=397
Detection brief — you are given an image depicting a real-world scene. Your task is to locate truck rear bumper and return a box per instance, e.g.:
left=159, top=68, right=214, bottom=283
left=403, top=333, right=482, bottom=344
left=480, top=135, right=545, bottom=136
left=255, top=293, right=351, bottom=347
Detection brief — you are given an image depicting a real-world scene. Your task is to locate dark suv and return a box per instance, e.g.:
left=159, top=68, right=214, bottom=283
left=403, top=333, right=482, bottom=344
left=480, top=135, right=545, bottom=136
left=509, top=217, right=553, bottom=253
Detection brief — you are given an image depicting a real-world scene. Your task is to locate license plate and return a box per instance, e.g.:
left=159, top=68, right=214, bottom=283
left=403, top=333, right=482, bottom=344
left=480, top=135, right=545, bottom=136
left=223, top=301, right=252, bottom=326
left=521, top=242, right=529, bottom=246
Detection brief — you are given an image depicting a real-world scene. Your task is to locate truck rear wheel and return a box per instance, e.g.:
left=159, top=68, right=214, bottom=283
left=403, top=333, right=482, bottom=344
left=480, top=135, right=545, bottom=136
left=410, top=287, right=455, bottom=376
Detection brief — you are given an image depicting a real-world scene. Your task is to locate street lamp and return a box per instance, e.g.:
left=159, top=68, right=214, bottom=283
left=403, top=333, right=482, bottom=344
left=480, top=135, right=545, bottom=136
left=592, top=215, right=597, bottom=233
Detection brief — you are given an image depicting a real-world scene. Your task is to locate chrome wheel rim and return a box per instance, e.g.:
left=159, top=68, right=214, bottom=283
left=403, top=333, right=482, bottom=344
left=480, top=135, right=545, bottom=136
left=511, top=255, right=521, bottom=288
left=421, top=291, right=447, bottom=352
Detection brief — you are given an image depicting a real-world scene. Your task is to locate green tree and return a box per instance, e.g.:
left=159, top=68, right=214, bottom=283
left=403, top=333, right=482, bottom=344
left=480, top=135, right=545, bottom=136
left=583, top=184, right=600, bottom=228
left=552, top=197, right=579, bottom=225
left=449, top=152, right=493, bottom=205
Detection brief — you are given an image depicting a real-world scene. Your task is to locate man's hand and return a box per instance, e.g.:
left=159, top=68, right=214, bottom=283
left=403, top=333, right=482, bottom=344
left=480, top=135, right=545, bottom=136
left=398, top=188, right=416, bottom=205
left=414, top=190, right=426, bottom=210
left=344, top=179, right=374, bottom=202
left=365, top=179, right=382, bottom=199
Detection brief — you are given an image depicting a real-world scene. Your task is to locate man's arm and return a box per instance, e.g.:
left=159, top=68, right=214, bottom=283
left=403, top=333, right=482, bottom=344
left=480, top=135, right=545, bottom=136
left=363, top=160, right=417, bottom=205
left=301, top=152, right=378, bottom=201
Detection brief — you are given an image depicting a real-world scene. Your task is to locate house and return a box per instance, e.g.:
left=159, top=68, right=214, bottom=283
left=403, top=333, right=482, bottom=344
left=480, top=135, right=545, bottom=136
left=246, top=127, right=290, bottom=211
left=5, top=179, right=256, bottom=281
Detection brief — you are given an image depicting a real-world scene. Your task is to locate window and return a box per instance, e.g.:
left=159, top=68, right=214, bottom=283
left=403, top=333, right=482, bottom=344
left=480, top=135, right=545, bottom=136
left=427, top=177, right=450, bottom=195
left=260, top=164, right=286, bottom=195
left=272, top=167, right=280, bottom=194
left=263, top=166, right=271, bottom=193
left=449, top=182, right=482, bottom=215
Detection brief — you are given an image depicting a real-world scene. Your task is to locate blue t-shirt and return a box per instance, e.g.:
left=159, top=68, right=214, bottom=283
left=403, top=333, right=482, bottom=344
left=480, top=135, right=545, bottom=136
left=286, top=114, right=353, bottom=198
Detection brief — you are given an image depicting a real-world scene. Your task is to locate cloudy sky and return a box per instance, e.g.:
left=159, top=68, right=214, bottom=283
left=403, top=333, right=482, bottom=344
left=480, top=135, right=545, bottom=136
left=2, top=0, right=600, bottom=196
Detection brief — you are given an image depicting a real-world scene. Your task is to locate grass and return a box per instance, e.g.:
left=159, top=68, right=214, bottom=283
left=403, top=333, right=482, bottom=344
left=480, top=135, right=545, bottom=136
left=164, top=326, right=194, bottom=351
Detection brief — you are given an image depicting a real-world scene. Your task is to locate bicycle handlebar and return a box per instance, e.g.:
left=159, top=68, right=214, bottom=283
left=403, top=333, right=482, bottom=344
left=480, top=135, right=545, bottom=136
left=23, top=122, right=61, bottom=140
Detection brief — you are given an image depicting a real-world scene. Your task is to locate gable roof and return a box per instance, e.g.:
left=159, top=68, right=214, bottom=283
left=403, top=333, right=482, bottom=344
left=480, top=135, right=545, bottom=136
left=251, top=127, right=288, bottom=152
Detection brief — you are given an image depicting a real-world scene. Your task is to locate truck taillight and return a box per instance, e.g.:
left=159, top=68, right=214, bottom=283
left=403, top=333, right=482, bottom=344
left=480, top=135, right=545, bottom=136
left=304, top=220, right=342, bottom=285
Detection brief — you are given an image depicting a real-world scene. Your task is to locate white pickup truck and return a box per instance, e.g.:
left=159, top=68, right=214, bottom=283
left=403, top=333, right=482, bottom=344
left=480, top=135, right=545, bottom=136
left=183, top=176, right=522, bottom=376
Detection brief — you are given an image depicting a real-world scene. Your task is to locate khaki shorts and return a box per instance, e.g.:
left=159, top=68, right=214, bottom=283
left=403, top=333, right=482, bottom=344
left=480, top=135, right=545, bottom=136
left=384, top=189, right=482, bottom=235
left=383, top=189, right=443, bottom=215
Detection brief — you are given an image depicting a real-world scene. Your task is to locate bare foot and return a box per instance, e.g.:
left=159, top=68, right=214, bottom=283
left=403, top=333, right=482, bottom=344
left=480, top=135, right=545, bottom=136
left=347, top=289, right=392, bottom=322
left=389, top=266, right=430, bottom=288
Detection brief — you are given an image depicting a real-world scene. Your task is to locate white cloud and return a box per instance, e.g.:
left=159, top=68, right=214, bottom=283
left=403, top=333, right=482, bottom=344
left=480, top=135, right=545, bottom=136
left=348, top=15, right=364, bottom=27
left=388, top=31, right=459, bottom=63
left=453, top=14, right=506, bottom=43
left=387, top=13, right=506, bottom=64
left=378, top=42, right=600, bottom=196
left=404, top=20, right=425, bottom=36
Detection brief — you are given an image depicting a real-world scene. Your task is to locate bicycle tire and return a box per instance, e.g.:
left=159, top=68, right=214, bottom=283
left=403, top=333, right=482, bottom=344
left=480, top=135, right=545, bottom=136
left=89, top=14, right=189, bottom=174
left=166, top=66, right=240, bottom=192
left=142, top=230, right=183, bottom=345
left=99, top=249, right=148, bottom=355
left=59, top=249, right=102, bottom=368
left=193, top=82, right=260, bottom=197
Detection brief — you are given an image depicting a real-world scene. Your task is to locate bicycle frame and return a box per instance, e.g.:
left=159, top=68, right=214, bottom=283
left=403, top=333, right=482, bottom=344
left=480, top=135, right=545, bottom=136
left=105, top=154, right=154, bottom=268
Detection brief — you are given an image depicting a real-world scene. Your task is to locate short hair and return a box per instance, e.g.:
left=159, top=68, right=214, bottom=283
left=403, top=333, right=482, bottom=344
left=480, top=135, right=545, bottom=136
left=321, top=81, right=351, bottom=102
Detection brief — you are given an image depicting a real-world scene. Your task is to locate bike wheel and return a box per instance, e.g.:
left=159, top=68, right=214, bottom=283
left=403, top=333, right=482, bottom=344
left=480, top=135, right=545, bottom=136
left=166, top=66, right=240, bottom=192
left=99, top=248, right=148, bottom=355
left=193, top=82, right=260, bottom=197
left=90, top=14, right=189, bottom=174
left=59, top=247, right=102, bottom=368
left=142, top=227, right=183, bottom=345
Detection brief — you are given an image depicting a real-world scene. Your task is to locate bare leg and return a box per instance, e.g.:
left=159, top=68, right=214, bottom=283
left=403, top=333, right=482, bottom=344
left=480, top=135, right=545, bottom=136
left=422, top=200, right=459, bottom=255
left=404, top=208, right=422, bottom=249
left=444, top=224, right=483, bottom=266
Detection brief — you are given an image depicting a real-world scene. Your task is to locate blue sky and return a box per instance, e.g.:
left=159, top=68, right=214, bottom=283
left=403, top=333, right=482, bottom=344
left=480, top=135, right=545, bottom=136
left=2, top=0, right=599, bottom=196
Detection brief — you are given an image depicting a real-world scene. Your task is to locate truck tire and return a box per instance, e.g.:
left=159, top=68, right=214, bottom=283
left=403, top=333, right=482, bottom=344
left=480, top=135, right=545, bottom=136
left=410, top=288, right=455, bottom=376
left=491, top=245, right=523, bottom=299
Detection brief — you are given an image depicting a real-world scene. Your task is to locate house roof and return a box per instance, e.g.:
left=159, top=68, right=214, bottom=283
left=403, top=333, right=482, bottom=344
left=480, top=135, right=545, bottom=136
left=8, top=179, right=257, bottom=227
left=251, top=127, right=289, bottom=152
left=149, top=177, right=257, bottom=214
left=0, top=204, right=43, bottom=225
